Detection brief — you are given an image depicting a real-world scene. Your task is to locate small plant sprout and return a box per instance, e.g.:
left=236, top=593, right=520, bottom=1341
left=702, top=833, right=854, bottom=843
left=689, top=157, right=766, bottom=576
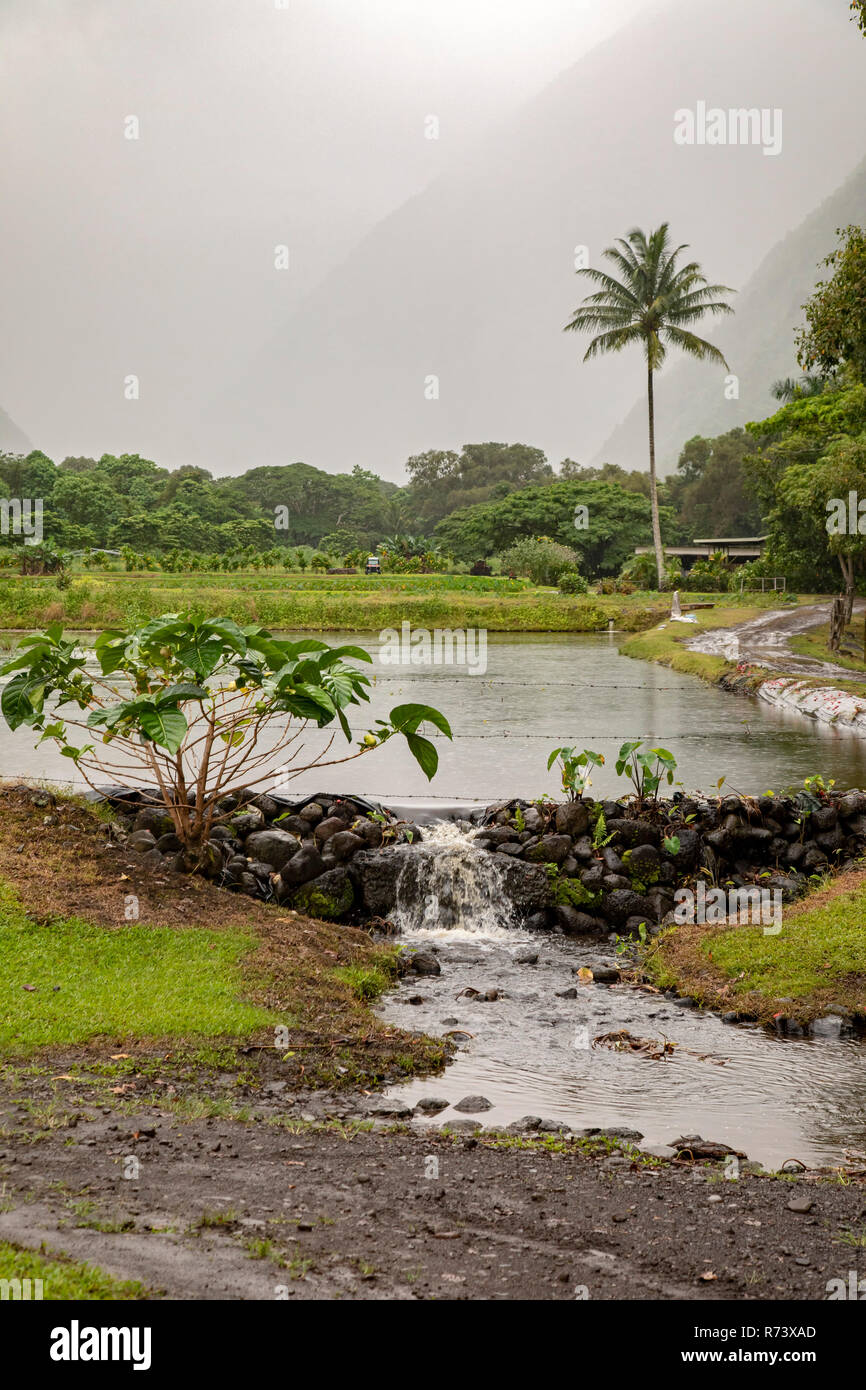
left=592, top=809, right=615, bottom=850
left=547, top=746, right=604, bottom=800
left=615, top=741, right=678, bottom=809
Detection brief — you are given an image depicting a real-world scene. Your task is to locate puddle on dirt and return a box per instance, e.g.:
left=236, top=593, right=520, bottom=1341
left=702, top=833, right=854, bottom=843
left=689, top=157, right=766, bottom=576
left=377, top=829, right=866, bottom=1171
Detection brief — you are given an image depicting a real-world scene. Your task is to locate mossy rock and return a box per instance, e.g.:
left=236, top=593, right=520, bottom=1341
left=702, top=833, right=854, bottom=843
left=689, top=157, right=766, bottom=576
left=291, top=868, right=354, bottom=921
left=547, top=868, right=600, bottom=911
left=621, top=847, right=661, bottom=891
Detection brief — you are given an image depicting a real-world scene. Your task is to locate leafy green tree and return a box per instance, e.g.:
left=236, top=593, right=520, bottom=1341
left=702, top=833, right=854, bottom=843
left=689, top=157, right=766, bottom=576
left=559, top=460, right=653, bottom=499
left=685, top=551, right=734, bottom=593
left=776, top=436, right=866, bottom=624
left=318, top=528, right=362, bottom=557
left=435, top=478, right=669, bottom=578
left=620, top=550, right=682, bottom=589
left=0, top=616, right=451, bottom=856
left=49, top=473, right=119, bottom=546
left=498, top=537, right=579, bottom=585
left=796, top=226, right=866, bottom=385
left=741, top=383, right=866, bottom=596
left=667, top=429, right=762, bottom=538
left=405, top=444, right=552, bottom=528
left=771, top=374, right=827, bottom=403
left=565, top=223, right=734, bottom=587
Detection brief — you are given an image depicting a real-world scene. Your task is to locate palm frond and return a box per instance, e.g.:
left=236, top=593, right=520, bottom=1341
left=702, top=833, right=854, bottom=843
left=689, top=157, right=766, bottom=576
left=661, top=325, right=729, bottom=368
left=581, top=325, right=646, bottom=361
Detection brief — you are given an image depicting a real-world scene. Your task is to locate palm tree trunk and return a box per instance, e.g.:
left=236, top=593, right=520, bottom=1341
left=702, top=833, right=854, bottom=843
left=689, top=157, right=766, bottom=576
left=647, top=365, right=665, bottom=588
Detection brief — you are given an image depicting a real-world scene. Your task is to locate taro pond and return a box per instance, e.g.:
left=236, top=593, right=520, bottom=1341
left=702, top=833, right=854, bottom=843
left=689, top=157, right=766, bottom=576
left=2, top=630, right=866, bottom=801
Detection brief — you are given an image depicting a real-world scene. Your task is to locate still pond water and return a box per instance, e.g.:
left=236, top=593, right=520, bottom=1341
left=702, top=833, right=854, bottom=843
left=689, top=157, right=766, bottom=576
left=1, top=631, right=864, bottom=801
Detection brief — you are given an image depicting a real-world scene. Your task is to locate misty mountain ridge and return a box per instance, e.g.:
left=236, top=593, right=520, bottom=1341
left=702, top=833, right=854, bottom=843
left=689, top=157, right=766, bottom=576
left=202, top=0, right=866, bottom=480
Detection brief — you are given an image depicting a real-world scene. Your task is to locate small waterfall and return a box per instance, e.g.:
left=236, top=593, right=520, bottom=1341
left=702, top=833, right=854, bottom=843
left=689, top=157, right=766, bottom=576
left=391, top=821, right=517, bottom=938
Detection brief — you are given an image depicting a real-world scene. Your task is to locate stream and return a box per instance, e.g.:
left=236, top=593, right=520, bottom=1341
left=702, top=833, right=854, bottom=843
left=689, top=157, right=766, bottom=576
left=3, top=627, right=865, bottom=1168
left=377, top=824, right=866, bottom=1171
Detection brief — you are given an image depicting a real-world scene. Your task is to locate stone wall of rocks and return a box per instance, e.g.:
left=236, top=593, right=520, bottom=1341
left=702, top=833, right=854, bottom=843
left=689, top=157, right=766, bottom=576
left=471, top=787, right=866, bottom=935
left=114, top=784, right=866, bottom=933
left=114, top=789, right=424, bottom=923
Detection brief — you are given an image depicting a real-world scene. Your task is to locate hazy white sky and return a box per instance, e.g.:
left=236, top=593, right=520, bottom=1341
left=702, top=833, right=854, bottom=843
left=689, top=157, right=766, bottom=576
left=0, top=0, right=647, bottom=457
left=0, top=0, right=856, bottom=472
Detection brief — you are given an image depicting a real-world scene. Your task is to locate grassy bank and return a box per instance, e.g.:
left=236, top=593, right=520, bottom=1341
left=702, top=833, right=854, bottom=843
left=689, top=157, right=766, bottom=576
left=620, top=595, right=866, bottom=698
left=0, top=882, right=274, bottom=1050
left=0, top=784, right=445, bottom=1088
left=0, top=1241, right=149, bottom=1299
left=0, top=572, right=666, bottom=633
left=620, top=602, right=766, bottom=684
left=647, top=870, right=866, bottom=1025
left=790, top=620, right=866, bottom=673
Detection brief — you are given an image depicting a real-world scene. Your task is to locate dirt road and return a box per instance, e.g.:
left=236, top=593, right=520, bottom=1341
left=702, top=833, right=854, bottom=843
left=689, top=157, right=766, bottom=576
left=1, top=1072, right=863, bottom=1301
left=687, top=601, right=865, bottom=682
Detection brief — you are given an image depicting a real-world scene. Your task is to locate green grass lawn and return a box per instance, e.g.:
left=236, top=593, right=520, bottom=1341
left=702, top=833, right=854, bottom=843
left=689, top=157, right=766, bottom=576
left=0, top=883, right=276, bottom=1052
left=649, top=873, right=866, bottom=1021
left=0, top=1240, right=149, bottom=1299
left=790, top=621, right=866, bottom=673
left=699, top=888, right=866, bottom=1000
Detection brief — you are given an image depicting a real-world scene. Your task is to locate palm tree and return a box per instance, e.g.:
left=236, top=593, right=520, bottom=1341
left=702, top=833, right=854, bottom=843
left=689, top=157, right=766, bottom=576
left=565, top=225, right=734, bottom=588
left=771, top=373, right=827, bottom=403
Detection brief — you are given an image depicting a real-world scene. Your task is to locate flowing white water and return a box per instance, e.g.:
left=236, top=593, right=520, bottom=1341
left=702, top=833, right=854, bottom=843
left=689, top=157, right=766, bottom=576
left=391, top=821, right=521, bottom=940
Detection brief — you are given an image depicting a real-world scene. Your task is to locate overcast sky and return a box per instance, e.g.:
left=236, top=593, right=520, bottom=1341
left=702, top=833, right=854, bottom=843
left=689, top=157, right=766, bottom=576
left=0, top=0, right=858, bottom=474
left=0, top=0, right=645, bottom=462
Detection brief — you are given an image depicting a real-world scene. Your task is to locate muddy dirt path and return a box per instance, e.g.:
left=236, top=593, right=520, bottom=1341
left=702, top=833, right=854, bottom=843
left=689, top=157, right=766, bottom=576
left=1, top=1077, right=864, bottom=1301
left=687, top=602, right=865, bottom=681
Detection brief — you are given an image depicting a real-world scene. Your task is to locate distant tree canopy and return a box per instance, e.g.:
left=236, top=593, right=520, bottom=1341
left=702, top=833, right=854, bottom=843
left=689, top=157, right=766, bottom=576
left=796, top=225, right=866, bottom=384
left=0, top=435, right=758, bottom=575
left=740, top=382, right=866, bottom=593
left=433, top=478, right=675, bottom=578
left=666, top=429, right=763, bottom=538
left=0, top=453, right=401, bottom=555
left=405, top=443, right=554, bottom=528
left=558, top=459, right=652, bottom=498
left=851, top=1, right=866, bottom=36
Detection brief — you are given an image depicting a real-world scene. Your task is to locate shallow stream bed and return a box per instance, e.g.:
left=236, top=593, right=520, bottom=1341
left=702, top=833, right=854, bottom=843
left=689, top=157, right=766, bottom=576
left=378, top=931, right=866, bottom=1170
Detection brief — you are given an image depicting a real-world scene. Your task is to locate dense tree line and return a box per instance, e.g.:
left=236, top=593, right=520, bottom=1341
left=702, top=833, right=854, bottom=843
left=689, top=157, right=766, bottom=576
left=0, top=436, right=764, bottom=580
left=6, top=209, right=864, bottom=595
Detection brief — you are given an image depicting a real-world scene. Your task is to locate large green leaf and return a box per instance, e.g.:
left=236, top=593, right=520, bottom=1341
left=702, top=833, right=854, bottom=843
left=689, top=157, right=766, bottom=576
left=156, top=683, right=210, bottom=706
left=94, top=630, right=130, bottom=676
left=388, top=703, right=452, bottom=739
left=405, top=731, right=439, bottom=780
left=245, top=633, right=291, bottom=669
left=203, top=619, right=248, bottom=654
left=139, top=706, right=188, bottom=753
left=135, top=616, right=186, bottom=647
left=0, top=645, right=51, bottom=674
left=87, top=701, right=146, bottom=730
left=1, top=674, right=41, bottom=729
left=318, top=644, right=372, bottom=666
left=178, top=635, right=224, bottom=678
left=323, top=670, right=366, bottom=706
